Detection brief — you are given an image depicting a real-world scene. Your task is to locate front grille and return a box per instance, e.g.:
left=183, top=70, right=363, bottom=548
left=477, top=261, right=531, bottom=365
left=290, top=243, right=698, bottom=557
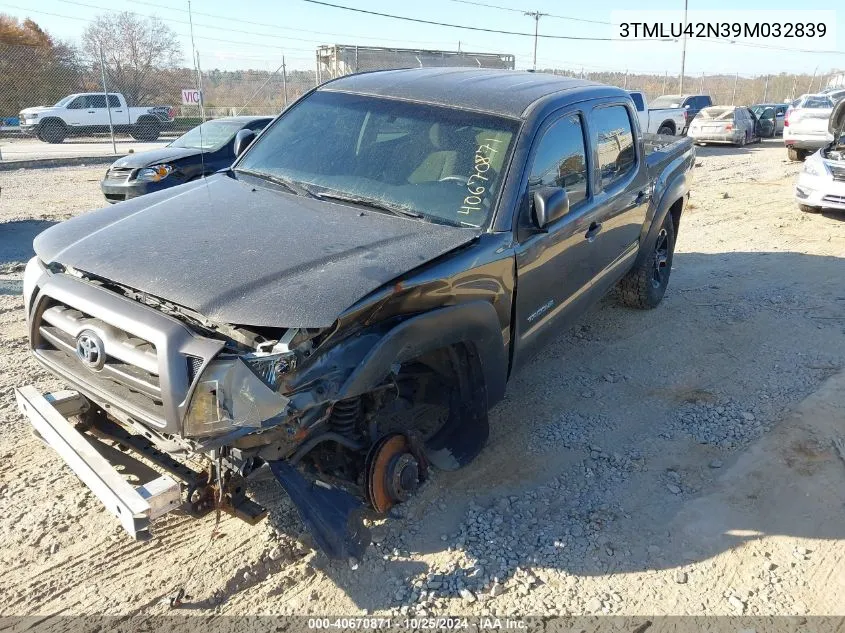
left=822, top=194, right=845, bottom=205
left=34, top=301, right=165, bottom=421
left=29, top=274, right=226, bottom=433
left=106, top=167, right=134, bottom=182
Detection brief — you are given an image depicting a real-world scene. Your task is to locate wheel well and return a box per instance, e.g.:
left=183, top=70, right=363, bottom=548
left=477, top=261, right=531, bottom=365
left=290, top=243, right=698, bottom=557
left=660, top=120, right=676, bottom=134
left=669, top=196, right=683, bottom=236
left=38, top=117, right=66, bottom=128
left=136, top=115, right=159, bottom=125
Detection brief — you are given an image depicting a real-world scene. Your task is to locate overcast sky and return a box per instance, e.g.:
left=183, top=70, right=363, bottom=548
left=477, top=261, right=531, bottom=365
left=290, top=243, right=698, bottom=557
left=2, top=0, right=843, bottom=77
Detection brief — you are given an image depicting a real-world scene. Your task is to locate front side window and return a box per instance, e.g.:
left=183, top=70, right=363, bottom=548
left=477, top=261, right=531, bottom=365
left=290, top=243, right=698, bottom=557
left=108, top=95, right=121, bottom=108
left=527, top=114, right=588, bottom=209
left=593, top=105, right=636, bottom=189
left=236, top=91, right=519, bottom=228
left=67, top=96, right=85, bottom=110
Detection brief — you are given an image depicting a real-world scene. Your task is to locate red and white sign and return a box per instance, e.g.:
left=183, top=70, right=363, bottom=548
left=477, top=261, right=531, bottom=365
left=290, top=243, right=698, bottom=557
left=181, top=89, right=202, bottom=105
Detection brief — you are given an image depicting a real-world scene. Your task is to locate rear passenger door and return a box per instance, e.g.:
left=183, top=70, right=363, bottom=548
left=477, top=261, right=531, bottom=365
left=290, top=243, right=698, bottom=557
left=586, top=101, right=650, bottom=292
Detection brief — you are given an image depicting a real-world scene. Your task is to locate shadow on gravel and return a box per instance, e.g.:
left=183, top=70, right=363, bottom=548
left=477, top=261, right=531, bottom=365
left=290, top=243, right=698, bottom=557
left=239, top=250, right=845, bottom=612
left=0, top=219, right=56, bottom=265
left=691, top=140, right=776, bottom=157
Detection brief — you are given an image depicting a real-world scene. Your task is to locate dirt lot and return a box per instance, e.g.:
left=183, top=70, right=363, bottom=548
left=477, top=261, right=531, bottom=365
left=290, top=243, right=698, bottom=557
left=1, top=139, right=845, bottom=620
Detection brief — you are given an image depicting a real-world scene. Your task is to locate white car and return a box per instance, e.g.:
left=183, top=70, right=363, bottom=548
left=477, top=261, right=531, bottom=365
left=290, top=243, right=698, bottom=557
left=784, top=93, right=836, bottom=161
left=794, top=99, right=845, bottom=213
left=19, top=92, right=173, bottom=144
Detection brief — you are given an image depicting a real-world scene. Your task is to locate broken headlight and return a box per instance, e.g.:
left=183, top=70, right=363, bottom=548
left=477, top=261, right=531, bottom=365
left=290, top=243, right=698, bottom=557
left=243, top=352, right=297, bottom=391
left=183, top=358, right=290, bottom=438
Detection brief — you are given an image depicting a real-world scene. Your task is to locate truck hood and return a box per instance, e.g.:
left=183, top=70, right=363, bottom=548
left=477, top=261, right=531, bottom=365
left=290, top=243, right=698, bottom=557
left=830, top=98, right=845, bottom=142
left=20, top=106, right=55, bottom=115
left=109, top=146, right=204, bottom=168
left=33, top=173, right=480, bottom=328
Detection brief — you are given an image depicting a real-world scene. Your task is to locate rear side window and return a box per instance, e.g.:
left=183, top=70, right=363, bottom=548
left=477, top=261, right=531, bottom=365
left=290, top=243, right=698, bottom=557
left=528, top=114, right=588, bottom=208
left=107, top=95, right=121, bottom=108
left=88, top=95, right=107, bottom=108
left=629, top=93, right=645, bottom=111
left=593, top=105, right=636, bottom=189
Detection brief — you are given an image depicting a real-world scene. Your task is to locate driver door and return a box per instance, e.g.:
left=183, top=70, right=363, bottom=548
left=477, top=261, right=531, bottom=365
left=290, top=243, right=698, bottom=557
left=63, top=96, right=88, bottom=127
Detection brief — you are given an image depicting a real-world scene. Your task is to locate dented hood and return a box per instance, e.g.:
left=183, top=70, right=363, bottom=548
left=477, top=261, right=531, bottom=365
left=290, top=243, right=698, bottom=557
left=33, top=174, right=480, bottom=328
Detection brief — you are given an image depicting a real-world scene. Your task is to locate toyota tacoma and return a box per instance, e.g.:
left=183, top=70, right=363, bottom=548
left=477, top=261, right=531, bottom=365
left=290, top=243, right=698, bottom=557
left=17, top=68, right=695, bottom=559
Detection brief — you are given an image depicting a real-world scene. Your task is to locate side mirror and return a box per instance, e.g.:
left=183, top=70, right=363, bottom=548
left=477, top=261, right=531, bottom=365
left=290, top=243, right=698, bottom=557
left=532, top=186, right=569, bottom=229
left=234, top=129, right=256, bottom=157
left=684, top=104, right=691, bottom=109
left=776, top=112, right=784, bottom=118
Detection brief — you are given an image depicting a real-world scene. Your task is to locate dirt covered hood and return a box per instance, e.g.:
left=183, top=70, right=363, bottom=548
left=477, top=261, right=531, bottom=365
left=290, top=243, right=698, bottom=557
left=33, top=173, right=480, bottom=328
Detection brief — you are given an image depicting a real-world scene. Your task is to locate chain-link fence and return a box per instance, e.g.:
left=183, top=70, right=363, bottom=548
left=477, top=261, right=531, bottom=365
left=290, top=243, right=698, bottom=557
left=1, top=36, right=842, bottom=154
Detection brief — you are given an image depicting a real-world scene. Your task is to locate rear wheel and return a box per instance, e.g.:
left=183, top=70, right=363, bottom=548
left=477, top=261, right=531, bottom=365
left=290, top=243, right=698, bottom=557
left=39, top=120, right=66, bottom=144
left=131, top=118, right=160, bottom=141
left=657, top=124, right=674, bottom=136
left=787, top=147, right=806, bottom=162
left=618, top=212, right=675, bottom=310
left=799, top=204, right=821, bottom=214
left=736, top=134, right=746, bottom=147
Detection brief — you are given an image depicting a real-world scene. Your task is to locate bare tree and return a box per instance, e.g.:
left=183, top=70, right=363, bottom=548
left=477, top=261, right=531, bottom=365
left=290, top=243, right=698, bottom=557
left=81, top=11, right=181, bottom=106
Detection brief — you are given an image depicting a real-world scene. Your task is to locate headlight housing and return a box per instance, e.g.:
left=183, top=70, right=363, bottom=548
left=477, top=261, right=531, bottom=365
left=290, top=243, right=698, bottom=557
left=183, top=357, right=291, bottom=438
left=243, top=352, right=297, bottom=391
left=136, top=164, right=174, bottom=182
left=802, top=156, right=828, bottom=177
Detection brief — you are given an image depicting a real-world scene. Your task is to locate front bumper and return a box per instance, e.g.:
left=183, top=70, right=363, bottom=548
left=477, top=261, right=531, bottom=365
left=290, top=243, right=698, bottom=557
left=100, top=177, right=176, bottom=204
left=19, top=123, right=38, bottom=136
left=795, top=172, right=845, bottom=211
left=14, top=386, right=181, bottom=538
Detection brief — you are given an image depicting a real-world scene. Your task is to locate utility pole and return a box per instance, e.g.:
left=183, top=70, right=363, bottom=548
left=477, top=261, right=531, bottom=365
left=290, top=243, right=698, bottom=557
left=524, top=10, right=547, bottom=71
left=762, top=74, right=769, bottom=102
left=731, top=72, right=738, bottom=104
left=623, top=69, right=628, bottom=89
left=662, top=70, right=668, bottom=95
left=807, top=66, right=817, bottom=93
left=679, top=0, right=689, bottom=94
left=458, top=40, right=461, bottom=52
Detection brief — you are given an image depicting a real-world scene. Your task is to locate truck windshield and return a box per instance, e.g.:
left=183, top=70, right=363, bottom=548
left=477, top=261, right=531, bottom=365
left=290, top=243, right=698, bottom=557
left=171, top=120, right=246, bottom=151
left=54, top=95, right=75, bottom=107
left=235, top=91, right=519, bottom=228
left=650, top=96, right=682, bottom=109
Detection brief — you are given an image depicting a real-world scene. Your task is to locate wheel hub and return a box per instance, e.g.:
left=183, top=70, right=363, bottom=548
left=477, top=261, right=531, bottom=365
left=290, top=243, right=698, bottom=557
left=364, top=433, right=427, bottom=513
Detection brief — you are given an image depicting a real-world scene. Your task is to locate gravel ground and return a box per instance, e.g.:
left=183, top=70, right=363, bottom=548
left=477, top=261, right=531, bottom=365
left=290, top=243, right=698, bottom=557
left=1, top=139, right=845, bottom=619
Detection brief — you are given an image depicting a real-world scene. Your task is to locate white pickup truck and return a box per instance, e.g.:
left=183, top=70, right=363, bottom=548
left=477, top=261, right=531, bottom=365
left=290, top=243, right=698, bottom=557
left=627, top=91, right=686, bottom=136
left=19, top=92, right=173, bottom=144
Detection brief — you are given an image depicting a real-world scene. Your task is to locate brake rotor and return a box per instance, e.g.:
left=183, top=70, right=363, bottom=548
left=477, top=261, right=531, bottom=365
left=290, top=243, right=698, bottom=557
left=364, top=433, right=427, bottom=514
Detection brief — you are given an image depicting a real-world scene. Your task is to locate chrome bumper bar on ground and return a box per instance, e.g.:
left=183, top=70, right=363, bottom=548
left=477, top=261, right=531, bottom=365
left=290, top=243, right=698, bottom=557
left=14, top=385, right=181, bottom=539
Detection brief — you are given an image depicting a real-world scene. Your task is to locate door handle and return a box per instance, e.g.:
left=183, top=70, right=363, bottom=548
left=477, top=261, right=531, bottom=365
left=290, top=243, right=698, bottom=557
left=585, top=221, right=602, bottom=241
left=635, top=190, right=651, bottom=204
left=87, top=110, right=96, bottom=113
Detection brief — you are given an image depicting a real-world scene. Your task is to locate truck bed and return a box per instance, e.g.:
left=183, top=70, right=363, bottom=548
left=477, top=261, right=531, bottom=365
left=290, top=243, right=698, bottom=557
left=644, top=133, right=695, bottom=179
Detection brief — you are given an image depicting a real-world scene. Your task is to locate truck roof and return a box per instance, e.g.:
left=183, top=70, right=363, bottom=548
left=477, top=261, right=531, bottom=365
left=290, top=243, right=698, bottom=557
left=321, top=67, right=625, bottom=119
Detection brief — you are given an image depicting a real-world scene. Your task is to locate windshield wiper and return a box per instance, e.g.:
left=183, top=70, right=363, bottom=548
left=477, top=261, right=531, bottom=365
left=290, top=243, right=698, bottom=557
left=310, top=190, right=423, bottom=220
left=235, top=169, right=317, bottom=198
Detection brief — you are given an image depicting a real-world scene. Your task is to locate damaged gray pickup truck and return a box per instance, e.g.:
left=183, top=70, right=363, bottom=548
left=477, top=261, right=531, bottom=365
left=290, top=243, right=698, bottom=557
left=17, top=68, right=694, bottom=559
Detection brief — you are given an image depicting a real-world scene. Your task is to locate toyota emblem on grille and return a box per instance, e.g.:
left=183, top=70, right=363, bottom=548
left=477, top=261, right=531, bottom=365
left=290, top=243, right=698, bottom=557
left=75, top=330, right=106, bottom=371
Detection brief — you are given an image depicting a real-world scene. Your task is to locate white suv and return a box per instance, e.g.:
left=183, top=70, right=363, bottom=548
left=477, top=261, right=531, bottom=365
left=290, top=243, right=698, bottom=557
left=784, top=94, right=835, bottom=161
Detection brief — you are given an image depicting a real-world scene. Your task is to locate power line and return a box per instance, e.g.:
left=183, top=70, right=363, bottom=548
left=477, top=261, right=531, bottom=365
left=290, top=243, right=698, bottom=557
left=445, top=0, right=612, bottom=25
left=300, top=0, right=663, bottom=41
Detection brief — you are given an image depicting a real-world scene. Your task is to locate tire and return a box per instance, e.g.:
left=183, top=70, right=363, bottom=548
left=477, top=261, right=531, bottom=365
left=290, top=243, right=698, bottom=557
left=736, top=134, right=746, bottom=147
left=799, top=204, right=821, bottom=214
left=618, top=212, right=675, bottom=310
left=39, top=120, right=66, bottom=144
left=657, top=124, right=674, bottom=136
left=131, top=118, right=160, bottom=141
left=787, top=147, right=806, bottom=162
